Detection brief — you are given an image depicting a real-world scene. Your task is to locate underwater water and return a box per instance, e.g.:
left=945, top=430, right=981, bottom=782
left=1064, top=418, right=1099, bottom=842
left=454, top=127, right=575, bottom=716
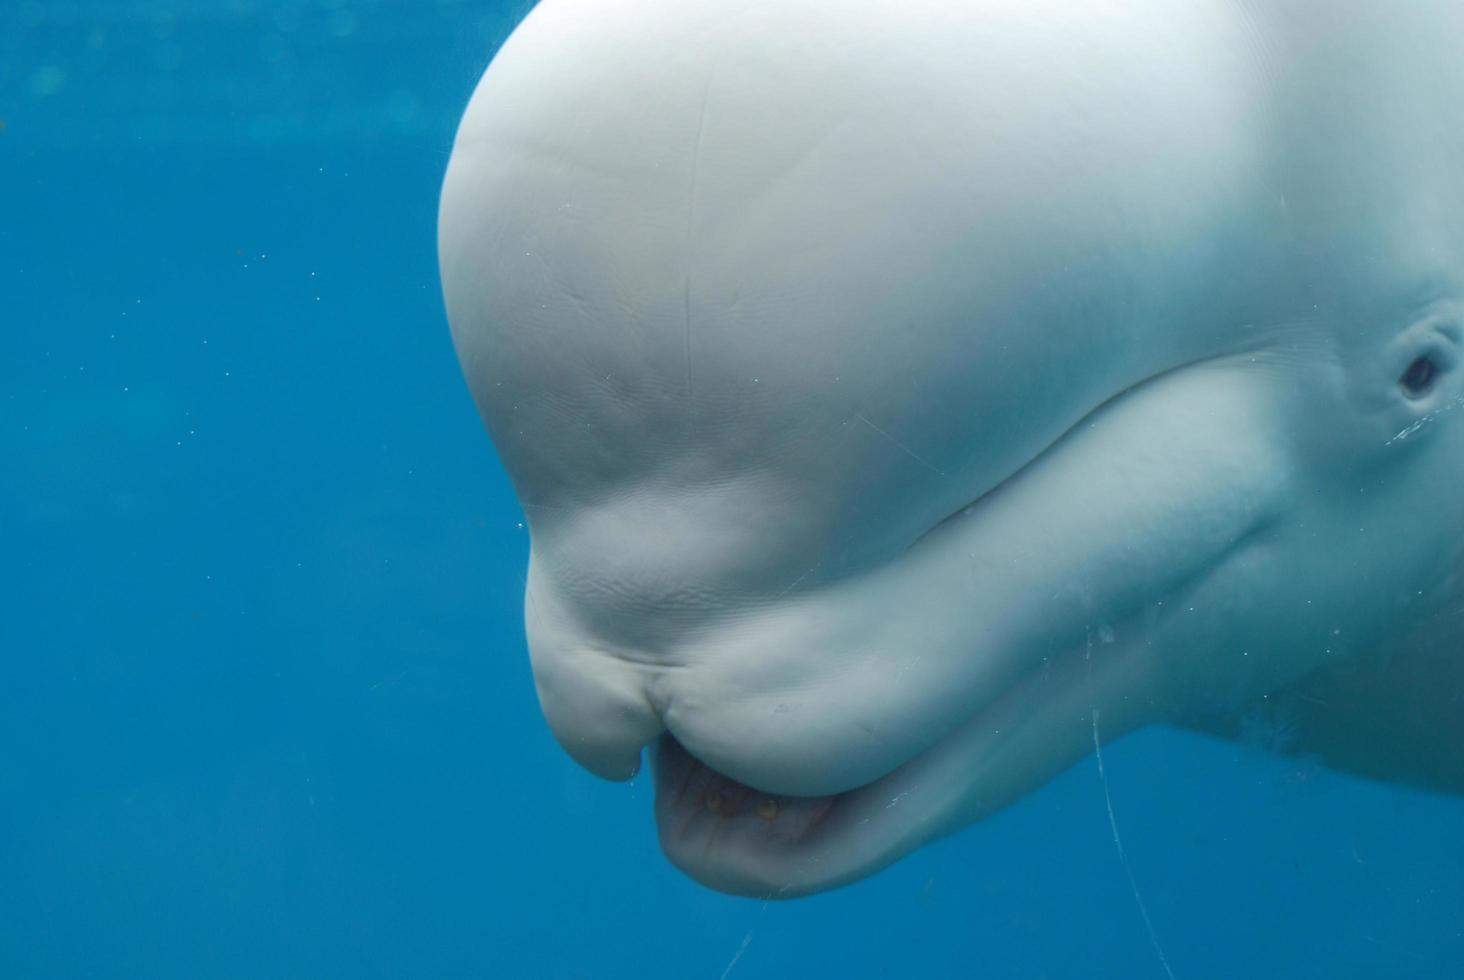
left=5, top=2, right=1464, bottom=977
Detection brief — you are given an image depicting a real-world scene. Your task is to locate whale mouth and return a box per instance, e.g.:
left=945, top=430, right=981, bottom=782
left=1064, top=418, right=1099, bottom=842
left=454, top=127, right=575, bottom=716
left=654, top=735, right=842, bottom=844
left=648, top=596, right=1165, bottom=897
left=652, top=734, right=855, bottom=896
left=650, top=720, right=955, bottom=899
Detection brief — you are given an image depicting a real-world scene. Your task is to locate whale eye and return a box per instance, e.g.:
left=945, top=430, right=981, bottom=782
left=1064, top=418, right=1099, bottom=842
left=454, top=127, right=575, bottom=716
left=1399, top=355, right=1438, bottom=398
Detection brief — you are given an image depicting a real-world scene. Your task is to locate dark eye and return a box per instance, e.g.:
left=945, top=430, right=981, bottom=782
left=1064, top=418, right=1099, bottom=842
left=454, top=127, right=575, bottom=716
left=1399, top=355, right=1438, bottom=398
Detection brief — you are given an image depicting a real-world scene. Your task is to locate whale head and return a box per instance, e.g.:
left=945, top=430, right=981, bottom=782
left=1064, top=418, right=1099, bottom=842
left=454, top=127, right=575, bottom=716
left=439, top=0, right=1464, bottom=896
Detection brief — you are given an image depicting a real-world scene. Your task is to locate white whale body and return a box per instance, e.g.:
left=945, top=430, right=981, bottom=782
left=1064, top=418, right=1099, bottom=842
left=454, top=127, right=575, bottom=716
left=439, top=0, right=1464, bottom=896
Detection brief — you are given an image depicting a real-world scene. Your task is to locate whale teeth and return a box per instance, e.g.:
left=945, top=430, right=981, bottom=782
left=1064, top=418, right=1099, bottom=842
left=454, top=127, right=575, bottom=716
left=704, top=792, right=723, bottom=812
left=756, top=798, right=778, bottom=820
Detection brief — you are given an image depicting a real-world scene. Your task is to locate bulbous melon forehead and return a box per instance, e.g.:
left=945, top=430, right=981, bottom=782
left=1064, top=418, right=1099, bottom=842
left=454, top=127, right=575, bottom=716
left=438, top=0, right=1464, bottom=527
left=443, top=0, right=1270, bottom=308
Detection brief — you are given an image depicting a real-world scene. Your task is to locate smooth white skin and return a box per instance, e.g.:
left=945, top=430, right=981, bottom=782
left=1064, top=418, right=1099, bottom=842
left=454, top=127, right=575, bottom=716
left=439, top=0, right=1464, bottom=896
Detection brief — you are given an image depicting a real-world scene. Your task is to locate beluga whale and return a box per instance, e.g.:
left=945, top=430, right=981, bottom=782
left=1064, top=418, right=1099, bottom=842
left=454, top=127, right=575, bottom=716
left=438, top=0, right=1464, bottom=897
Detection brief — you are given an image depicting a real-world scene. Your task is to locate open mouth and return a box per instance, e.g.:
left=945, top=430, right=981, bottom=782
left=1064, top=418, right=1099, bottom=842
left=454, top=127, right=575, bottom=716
left=649, top=715, right=958, bottom=899
left=652, top=734, right=867, bottom=897
left=654, top=735, right=843, bottom=841
left=647, top=598, right=1163, bottom=898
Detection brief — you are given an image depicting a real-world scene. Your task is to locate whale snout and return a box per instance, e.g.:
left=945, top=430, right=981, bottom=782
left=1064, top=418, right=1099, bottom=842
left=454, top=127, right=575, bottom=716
left=532, top=648, right=664, bottom=782
left=523, top=541, right=958, bottom=800
left=523, top=570, right=669, bottom=782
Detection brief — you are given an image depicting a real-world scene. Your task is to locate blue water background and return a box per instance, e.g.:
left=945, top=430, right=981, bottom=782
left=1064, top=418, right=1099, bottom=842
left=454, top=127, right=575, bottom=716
left=4, top=3, right=1464, bottom=976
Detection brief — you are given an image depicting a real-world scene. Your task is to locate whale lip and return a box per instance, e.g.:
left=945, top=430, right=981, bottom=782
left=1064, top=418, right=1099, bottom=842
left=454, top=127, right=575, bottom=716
left=649, top=587, right=1170, bottom=897
left=651, top=731, right=930, bottom=898
left=651, top=734, right=851, bottom=897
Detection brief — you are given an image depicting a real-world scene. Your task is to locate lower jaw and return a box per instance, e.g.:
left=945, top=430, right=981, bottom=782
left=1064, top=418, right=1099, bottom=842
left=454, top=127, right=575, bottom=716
left=653, top=735, right=841, bottom=842
left=647, top=622, right=1161, bottom=897
left=652, top=734, right=881, bottom=897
